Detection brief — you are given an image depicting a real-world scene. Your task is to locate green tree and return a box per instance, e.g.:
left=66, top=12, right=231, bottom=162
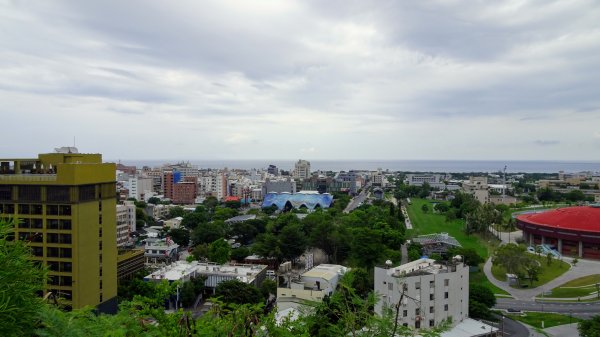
left=421, top=204, right=429, bottom=213
left=279, top=223, right=308, bottom=261
left=525, top=263, right=540, bottom=286
left=214, top=280, right=263, bottom=305
left=579, top=315, right=600, bottom=337
left=147, top=196, right=161, bottom=205
left=167, top=228, right=190, bottom=246
left=181, top=210, right=208, bottom=230
left=434, top=203, right=449, bottom=213
left=192, top=221, right=225, bottom=245
left=207, top=238, right=231, bottom=264
left=0, top=219, right=46, bottom=337
left=448, top=247, right=484, bottom=266
left=492, top=243, right=533, bottom=275
left=469, top=284, right=496, bottom=308
left=231, top=247, right=251, bottom=262
left=167, top=206, right=186, bottom=219
left=260, top=279, right=277, bottom=300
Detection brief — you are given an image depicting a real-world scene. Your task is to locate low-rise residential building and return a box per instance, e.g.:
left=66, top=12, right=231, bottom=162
left=144, top=261, right=267, bottom=293
left=262, top=177, right=297, bottom=195
left=277, top=264, right=349, bottom=311
left=462, top=176, right=489, bottom=204
left=144, top=238, right=179, bottom=264
left=374, top=258, right=469, bottom=330
left=164, top=216, right=183, bottom=229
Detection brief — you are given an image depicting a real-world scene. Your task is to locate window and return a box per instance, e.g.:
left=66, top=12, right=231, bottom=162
left=429, top=319, right=435, bottom=327
left=415, top=282, right=421, bottom=290
left=79, top=185, right=96, bottom=201
left=403, top=310, right=407, bottom=317
left=99, top=228, right=102, bottom=238
left=18, top=204, right=30, bottom=214
left=444, top=292, right=448, bottom=299
left=47, top=219, right=59, bottom=229
left=32, top=219, right=43, bottom=229
left=430, top=280, right=435, bottom=288
left=403, top=283, right=408, bottom=291
left=60, top=248, right=72, bottom=258
left=31, top=204, right=43, bottom=215
left=47, top=186, right=70, bottom=202
left=98, top=201, right=102, bottom=212
left=59, top=220, right=71, bottom=230
left=388, top=283, right=393, bottom=291
left=415, top=308, right=420, bottom=315
left=99, top=214, right=102, bottom=224
left=18, top=185, right=41, bottom=202
left=32, top=246, right=43, bottom=257
left=18, top=219, right=31, bottom=228
left=59, top=205, right=71, bottom=216
left=46, top=205, right=59, bottom=215
left=0, top=186, right=12, bottom=201
left=444, top=304, right=448, bottom=311
left=1, top=203, right=14, bottom=214
left=444, top=279, right=449, bottom=286
left=429, top=306, right=434, bottom=313
left=430, top=294, right=434, bottom=300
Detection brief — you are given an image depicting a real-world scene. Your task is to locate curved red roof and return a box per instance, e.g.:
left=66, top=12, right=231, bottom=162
left=517, top=206, right=600, bottom=233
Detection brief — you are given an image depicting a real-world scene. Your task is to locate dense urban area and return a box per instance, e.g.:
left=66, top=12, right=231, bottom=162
left=2, top=149, right=600, bottom=337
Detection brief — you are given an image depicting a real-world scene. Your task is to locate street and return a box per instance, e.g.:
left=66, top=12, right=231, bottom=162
left=495, top=298, right=600, bottom=319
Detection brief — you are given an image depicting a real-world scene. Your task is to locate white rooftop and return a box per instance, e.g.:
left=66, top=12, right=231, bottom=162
left=144, top=260, right=267, bottom=283
left=384, top=258, right=449, bottom=277
left=302, top=264, right=348, bottom=282
left=440, top=318, right=498, bottom=337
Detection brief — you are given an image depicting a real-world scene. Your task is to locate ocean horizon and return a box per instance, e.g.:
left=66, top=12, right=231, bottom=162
left=111, top=159, right=600, bottom=174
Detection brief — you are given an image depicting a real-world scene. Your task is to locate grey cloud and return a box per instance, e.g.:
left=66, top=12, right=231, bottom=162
left=534, top=140, right=560, bottom=146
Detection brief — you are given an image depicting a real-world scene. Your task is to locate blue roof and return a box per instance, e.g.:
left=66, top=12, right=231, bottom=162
left=262, top=192, right=333, bottom=210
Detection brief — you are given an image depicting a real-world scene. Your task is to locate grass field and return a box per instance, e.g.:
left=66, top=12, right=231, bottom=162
left=491, top=254, right=570, bottom=288
left=406, top=198, right=496, bottom=259
left=561, top=274, right=600, bottom=287
left=543, top=274, right=600, bottom=298
left=505, top=312, right=582, bottom=329
left=406, top=198, right=510, bottom=295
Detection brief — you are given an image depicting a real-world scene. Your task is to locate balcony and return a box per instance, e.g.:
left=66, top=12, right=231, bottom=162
left=0, top=174, right=57, bottom=182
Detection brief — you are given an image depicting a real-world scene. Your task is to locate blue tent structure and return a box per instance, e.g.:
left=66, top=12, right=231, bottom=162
left=261, top=192, right=333, bottom=211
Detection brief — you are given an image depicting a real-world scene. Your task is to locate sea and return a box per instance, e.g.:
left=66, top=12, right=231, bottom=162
left=114, top=159, right=600, bottom=174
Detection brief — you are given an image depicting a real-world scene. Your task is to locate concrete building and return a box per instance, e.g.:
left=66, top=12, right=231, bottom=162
left=374, top=258, right=469, bottom=330
left=128, top=177, right=153, bottom=201
left=116, top=200, right=136, bottom=248
left=293, top=160, right=311, bottom=180
left=164, top=216, right=183, bottom=229
left=262, top=177, right=296, bottom=195
left=144, top=261, right=267, bottom=292
left=144, top=237, right=179, bottom=264
left=173, top=176, right=197, bottom=205
left=267, top=164, right=278, bottom=176
left=277, top=264, right=349, bottom=310
left=116, top=249, right=145, bottom=283
left=462, top=177, right=489, bottom=204
left=0, top=150, right=118, bottom=312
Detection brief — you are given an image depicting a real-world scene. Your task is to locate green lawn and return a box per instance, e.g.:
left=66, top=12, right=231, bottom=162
left=406, top=199, right=509, bottom=295
left=542, top=274, right=600, bottom=298
left=470, top=269, right=510, bottom=296
left=561, top=274, right=600, bottom=287
left=505, top=312, right=582, bottom=329
left=406, top=198, right=496, bottom=259
left=491, top=254, right=570, bottom=288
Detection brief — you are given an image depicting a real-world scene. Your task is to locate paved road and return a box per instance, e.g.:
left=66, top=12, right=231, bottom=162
left=344, top=184, right=370, bottom=213
left=495, top=298, right=600, bottom=319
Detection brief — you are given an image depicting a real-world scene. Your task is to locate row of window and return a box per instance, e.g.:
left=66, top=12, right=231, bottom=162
left=389, top=279, right=450, bottom=291
left=0, top=203, right=72, bottom=216
left=0, top=185, right=98, bottom=202
left=17, top=219, right=72, bottom=230
left=17, top=232, right=72, bottom=244
left=31, top=247, right=72, bottom=258
left=403, top=304, right=449, bottom=317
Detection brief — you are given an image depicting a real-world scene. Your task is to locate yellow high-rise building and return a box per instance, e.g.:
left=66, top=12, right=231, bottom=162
left=0, top=150, right=117, bottom=312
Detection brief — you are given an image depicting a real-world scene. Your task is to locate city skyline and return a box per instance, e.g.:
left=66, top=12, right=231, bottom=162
left=1, top=1, right=600, bottom=161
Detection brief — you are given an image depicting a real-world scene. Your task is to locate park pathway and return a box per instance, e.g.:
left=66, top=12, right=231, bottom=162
left=484, top=256, right=600, bottom=300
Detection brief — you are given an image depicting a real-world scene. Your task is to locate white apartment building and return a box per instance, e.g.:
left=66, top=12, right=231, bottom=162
left=293, top=160, right=311, bottom=180
left=374, top=258, right=469, bottom=330
left=128, top=177, right=153, bottom=201
left=116, top=201, right=136, bottom=248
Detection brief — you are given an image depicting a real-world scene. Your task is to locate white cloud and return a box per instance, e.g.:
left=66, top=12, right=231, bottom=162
left=0, top=0, right=599, bottom=161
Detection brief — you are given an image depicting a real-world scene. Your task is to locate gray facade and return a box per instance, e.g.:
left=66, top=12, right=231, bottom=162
left=374, top=258, right=469, bottom=330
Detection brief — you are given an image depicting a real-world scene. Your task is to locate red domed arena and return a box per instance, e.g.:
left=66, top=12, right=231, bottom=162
left=516, top=205, right=600, bottom=259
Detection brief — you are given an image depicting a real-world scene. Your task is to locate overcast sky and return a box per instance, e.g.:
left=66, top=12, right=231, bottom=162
left=1, top=1, right=599, bottom=161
